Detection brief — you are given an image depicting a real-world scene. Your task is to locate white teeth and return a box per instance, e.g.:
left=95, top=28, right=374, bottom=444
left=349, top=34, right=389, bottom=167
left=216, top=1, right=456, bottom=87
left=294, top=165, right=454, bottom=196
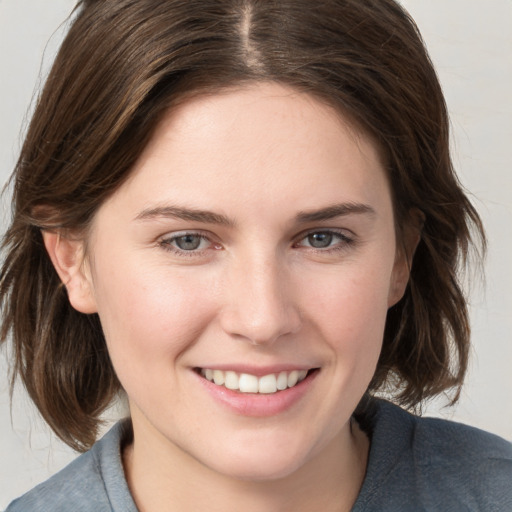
left=287, top=370, right=299, bottom=387
left=224, top=371, right=239, bottom=390
left=200, top=368, right=311, bottom=394
left=276, top=371, right=288, bottom=391
left=213, top=369, right=225, bottom=386
left=258, top=374, right=277, bottom=394
left=239, top=373, right=259, bottom=393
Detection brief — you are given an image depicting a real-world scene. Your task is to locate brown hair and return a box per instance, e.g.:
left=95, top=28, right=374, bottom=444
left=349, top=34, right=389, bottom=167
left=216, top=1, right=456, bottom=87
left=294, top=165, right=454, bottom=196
left=0, top=0, right=484, bottom=451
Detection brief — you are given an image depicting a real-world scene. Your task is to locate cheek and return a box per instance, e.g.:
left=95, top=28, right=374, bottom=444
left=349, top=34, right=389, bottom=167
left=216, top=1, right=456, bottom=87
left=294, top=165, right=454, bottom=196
left=90, top=257, right=218, bottom=375
left=289, top=261, right=392, bottom=440
left=301, top=261, right=392, bottom=382
left=305, top=263, right=391, bottom=339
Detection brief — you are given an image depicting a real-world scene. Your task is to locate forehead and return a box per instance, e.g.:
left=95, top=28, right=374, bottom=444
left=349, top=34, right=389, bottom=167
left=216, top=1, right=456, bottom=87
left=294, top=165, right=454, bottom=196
left=99, top=82, right=392, bottom=224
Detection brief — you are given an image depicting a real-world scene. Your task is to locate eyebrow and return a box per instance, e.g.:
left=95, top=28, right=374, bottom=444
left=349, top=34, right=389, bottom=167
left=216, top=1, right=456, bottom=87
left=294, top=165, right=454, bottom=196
left=134, top=205, right=235, bottom=226
left=295, top=202, right=376, bottom=223
left=134, top=201, right=375, bottom=226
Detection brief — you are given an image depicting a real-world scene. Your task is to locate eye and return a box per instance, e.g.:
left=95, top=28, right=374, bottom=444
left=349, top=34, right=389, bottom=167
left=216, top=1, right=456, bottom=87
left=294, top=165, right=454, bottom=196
left=306, top=232, right=335, bottom=248
left=160, top=232, right=215, bottom=254
left=172, top=234, right=207, bottom=251
left=295, top=230, right=354, bottom=250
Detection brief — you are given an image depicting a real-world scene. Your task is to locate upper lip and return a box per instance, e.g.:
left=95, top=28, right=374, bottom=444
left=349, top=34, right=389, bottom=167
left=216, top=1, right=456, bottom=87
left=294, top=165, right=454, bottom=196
left=194, top=365, right=318, bottom=377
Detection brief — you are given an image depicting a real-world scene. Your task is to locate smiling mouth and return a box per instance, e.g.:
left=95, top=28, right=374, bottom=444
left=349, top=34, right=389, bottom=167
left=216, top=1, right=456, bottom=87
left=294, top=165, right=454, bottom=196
left=196, top=368, right=318, bottom=394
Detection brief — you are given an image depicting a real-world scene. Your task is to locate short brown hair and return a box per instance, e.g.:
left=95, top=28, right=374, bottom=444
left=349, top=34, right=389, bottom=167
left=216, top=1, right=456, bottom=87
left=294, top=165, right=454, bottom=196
left=0, top=0, right=484, bottom=451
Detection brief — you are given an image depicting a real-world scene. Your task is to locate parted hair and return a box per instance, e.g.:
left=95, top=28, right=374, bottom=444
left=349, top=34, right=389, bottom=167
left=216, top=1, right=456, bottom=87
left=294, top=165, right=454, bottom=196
left=0, top=0, right=484, bottom=451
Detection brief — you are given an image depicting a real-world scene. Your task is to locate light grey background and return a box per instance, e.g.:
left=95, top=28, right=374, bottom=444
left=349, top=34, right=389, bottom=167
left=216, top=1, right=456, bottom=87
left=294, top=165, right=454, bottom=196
left=1, top=0, right=511, bottom=507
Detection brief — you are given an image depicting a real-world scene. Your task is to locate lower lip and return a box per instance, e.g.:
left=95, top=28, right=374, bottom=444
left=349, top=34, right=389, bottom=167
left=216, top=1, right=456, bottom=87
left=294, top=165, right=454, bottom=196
left=194, top=370, right=319, bottom=417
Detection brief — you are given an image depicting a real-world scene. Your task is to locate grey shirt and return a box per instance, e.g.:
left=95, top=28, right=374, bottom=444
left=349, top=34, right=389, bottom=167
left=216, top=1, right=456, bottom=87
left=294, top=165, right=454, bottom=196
left=6, top=399, right=512, bottom=511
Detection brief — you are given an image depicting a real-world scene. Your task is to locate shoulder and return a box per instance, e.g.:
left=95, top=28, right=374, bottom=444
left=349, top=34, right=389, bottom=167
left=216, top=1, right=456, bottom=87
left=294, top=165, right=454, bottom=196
left=5, top=450, right=108, bottom=512
left=353, top=399, right=512, bottom=511
left=410, top=407, right=512, bottom=507
left=5, top=421, right=137, bottom=512
left=412, top=408, right=512, bottom=467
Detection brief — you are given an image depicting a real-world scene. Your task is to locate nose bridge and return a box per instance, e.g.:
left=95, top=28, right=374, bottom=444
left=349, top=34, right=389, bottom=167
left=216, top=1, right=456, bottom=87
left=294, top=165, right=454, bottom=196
left=220, top=247, right=301, bottom=345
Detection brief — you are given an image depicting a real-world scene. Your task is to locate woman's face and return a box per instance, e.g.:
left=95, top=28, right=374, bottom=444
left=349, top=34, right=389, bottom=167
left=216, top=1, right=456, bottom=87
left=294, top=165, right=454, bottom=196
left=73, top=83, right=410, bottom=480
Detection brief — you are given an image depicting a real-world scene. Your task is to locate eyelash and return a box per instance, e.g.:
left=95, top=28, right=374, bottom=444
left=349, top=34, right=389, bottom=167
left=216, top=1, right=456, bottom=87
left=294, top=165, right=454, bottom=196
left=158, top=229, right=356, bottom=257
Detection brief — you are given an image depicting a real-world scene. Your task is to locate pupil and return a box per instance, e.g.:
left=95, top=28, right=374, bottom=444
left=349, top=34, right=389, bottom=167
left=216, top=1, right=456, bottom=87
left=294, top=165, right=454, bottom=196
left=308, top=232, right=332, bottom=248
left=176, top=235, right=201, bottom=250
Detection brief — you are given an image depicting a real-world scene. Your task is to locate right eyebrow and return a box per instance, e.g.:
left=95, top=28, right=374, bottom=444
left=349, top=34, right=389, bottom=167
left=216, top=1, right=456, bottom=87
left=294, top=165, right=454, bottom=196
left=134, top=205, right=236, bottom=227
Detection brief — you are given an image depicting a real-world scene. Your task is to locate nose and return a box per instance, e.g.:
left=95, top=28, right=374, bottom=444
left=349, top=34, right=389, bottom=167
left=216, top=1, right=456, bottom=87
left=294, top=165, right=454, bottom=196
left=219, top=252, right=302, bottom=345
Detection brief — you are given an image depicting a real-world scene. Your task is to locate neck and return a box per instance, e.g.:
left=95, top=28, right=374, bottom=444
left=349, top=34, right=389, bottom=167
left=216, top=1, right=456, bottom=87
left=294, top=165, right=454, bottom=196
left=122, top=416, right=369, bottom=512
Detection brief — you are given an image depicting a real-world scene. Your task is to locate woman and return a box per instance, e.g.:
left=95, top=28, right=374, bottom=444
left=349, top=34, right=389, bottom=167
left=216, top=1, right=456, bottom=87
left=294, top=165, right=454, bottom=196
left=1, top=0, right=511, bottom=510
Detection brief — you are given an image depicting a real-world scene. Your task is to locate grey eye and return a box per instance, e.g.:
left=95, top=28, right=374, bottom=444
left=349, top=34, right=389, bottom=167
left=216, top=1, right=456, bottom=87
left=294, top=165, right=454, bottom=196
left=174, top=234, right=203, bottom=250
left=307, top=232, right=333, bottom=248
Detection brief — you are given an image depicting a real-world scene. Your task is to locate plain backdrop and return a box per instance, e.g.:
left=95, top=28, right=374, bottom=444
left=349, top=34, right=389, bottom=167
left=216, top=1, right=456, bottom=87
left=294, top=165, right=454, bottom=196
left=0, top=0, right=511, bottom=507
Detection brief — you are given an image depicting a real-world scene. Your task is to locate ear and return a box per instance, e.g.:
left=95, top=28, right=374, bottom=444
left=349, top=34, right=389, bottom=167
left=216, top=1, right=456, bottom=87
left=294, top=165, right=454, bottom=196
left=388, top=209, right=424, bottom=307
left=42, top=230, right=98, bottom=314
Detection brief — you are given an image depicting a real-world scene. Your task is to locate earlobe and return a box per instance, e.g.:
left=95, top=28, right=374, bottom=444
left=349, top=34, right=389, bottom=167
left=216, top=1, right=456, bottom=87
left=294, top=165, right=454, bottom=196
left=388, top=209, right=424, bottom=307
left=388, top=251, right=411, bottom=307
left=42, top=230, right=98, bottom=314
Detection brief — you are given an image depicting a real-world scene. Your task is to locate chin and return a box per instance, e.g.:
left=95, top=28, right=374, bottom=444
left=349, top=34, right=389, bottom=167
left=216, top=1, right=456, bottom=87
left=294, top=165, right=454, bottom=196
left=212, top=454, right=307, bottom=482
left=195, top=433, right=320, bottom=482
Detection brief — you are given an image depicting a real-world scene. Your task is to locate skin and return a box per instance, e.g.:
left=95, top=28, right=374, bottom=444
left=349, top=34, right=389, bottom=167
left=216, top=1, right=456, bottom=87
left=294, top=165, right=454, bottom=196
left=44, top=82, right=417, bottom=512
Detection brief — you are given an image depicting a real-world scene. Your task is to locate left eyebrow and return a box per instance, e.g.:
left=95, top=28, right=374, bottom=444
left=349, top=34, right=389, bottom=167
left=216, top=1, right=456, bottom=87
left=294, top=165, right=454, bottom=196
left=295, top=202, right=376, bottom=223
